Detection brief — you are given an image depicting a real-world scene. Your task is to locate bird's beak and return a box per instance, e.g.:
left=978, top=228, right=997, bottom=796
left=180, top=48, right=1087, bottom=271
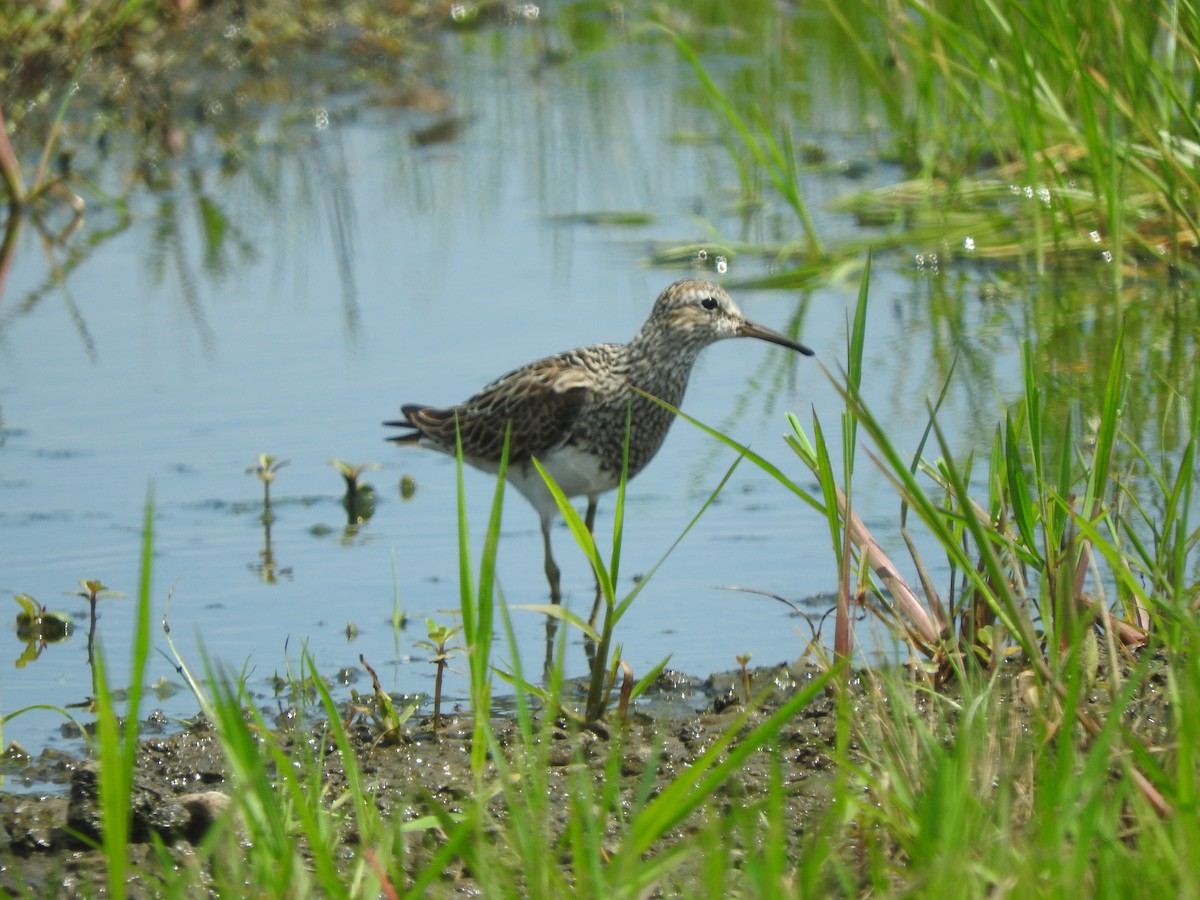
left=738, top=319, right=815, bottom=356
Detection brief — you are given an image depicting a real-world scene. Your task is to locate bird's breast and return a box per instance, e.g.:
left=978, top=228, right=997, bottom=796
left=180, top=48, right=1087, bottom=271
left=523, top=444, right=620, bottom=501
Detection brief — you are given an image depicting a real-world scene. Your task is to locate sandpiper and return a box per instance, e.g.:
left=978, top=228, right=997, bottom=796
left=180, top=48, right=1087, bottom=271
left=385, top=279, right=813, bottom=619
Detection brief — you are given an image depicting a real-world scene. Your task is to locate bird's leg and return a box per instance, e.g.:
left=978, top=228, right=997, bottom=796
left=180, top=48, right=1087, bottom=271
left=585, top=496, right=603, bottom=629
left=541, top=513, right=561, bottom=680
left=541, top=514, right=562, bottom=605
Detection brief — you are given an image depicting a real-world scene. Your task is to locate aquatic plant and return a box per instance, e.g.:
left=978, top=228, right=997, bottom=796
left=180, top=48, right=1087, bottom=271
left=72, top=578, right=125, bottom=666
left=246, top=453, right=288, bottom=517
left=414, top=617, right=462, bottom=731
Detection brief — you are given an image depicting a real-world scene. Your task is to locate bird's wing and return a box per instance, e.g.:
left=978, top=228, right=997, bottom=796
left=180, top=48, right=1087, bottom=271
left=399, top=348, right=614, bottom=463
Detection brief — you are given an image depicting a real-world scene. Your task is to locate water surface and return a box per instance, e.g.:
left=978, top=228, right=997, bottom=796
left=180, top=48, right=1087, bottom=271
left=1, top=4, right=1177, bottom=763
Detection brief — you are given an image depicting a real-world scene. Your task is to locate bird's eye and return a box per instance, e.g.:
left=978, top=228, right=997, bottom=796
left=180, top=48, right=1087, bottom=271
left=701, top=296, right=718, bottom=311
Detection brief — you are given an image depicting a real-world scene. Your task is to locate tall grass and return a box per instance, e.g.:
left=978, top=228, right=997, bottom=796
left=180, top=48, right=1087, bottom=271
left=650, top=1, right=1200, bottom=279
left=453, top=422, right=505, bottom=773
left=822, top=0, right=1200, bottom=275
left=648, top=22, right=825, bottom=261
left=664, top=260, right=1198, bottom=879
left=87, top=488, right=155, bottom=898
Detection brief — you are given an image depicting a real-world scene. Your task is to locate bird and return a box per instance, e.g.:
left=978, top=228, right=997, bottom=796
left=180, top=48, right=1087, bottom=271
left=385, top=279, right=814, bottom=623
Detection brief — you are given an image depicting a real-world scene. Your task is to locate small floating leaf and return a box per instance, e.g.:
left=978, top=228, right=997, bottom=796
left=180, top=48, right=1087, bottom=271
left=547, top=210, right=655, bottom=227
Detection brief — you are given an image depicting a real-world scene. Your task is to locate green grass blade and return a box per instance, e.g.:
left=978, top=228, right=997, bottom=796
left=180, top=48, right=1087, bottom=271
left=533, top=457, right=614, bottom=602
left=1084, top=323, right=1127, bottom=516
left=1004, top=411, right=1039, bottom=553
left=454, top=416, right=475, bottom=636
left=613, top=451, right=744, bottom=624
left=641, top=388, right=825, bottom=515
left=93, top=485, right=156, bottom=899
left=472, top=426, right=509, bottom=694
left=511, top=602, right=601, bottom=643
left=609, top=402, right=632, bottom=593
left=616, top=662, right=841, bottom=867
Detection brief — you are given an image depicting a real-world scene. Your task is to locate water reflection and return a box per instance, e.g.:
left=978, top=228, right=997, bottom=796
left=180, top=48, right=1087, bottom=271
left=243, top=455, right=298, bottom=583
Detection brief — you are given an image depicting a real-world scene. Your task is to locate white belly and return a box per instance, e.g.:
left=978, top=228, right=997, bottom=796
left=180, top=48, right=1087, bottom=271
left=505, top=446, right=617, bottom=520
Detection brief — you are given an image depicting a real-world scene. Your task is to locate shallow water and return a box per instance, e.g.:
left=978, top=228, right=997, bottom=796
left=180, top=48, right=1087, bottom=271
left=1, top=5, right=1186, bottom=763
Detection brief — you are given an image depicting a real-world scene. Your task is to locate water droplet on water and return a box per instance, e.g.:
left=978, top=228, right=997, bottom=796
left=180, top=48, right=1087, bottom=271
left=695, top=249, right=708, bottom=262
left=963, top=237, right=976, bottom=251
left=1102, top=250, right=1113, bottom=263
left=1089, top=231, right=1101, bottom=243
left=715, top=256, right=728, bottom=274
left=314, top=108, right=330, bottom=130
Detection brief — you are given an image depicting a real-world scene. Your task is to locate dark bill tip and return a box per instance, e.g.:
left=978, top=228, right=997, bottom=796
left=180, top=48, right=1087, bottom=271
left=738, top=319, right=815, bottom=356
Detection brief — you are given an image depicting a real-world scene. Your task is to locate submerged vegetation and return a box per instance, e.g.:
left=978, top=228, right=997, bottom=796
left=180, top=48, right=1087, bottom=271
left=3, top=0, right=1200, bottom=896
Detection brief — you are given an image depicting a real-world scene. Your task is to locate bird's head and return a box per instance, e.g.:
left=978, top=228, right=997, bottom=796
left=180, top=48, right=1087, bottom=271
left=639, top=279, right=815, bottom=356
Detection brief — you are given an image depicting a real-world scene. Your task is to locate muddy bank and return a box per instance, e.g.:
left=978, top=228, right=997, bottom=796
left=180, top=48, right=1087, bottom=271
left=0, top=662, right=842, bottom=895
left=1, top=647, right=1176, bottom=896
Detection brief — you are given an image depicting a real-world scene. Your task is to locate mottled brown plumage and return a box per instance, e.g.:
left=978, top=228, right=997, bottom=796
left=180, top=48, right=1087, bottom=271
left=385, top=279, right=813, bottom=615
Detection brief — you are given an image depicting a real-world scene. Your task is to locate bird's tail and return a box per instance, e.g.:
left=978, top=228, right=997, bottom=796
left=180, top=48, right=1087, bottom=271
left=382, top=404, right=430, bottom=444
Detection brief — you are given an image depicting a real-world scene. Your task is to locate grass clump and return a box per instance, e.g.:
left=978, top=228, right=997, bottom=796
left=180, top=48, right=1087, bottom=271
left=824, top=0, right=1200, bottom=273
left=645, top=2, right=1200, bottom=279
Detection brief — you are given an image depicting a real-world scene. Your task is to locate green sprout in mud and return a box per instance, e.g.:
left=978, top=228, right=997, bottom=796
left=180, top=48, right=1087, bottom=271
left=415, top=618, right=462, bottom=732
left=354, top=654, right=417, bottom=746
left=736, top=653, right=752, bottom=705
left=267, top=669, right=324, bottom=706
